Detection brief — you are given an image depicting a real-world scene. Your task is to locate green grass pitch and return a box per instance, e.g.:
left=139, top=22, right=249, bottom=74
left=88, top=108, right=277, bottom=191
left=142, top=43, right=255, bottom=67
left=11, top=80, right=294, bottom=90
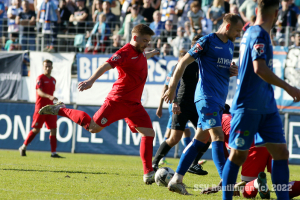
left=1, top=150, right=300, bottom=199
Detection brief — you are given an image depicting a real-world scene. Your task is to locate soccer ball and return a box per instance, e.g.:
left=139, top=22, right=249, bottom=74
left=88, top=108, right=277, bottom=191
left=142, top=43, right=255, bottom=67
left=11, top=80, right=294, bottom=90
left=154, top=167, right=175, bottom=187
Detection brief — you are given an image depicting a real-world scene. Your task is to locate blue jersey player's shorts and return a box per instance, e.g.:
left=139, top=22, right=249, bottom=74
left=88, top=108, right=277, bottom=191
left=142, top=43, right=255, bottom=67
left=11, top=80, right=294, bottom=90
left=167, top=103, right=189, bottom=129
left=229, top=111, right=286, bottom=151
left=195, top=99, right=223, bottom=130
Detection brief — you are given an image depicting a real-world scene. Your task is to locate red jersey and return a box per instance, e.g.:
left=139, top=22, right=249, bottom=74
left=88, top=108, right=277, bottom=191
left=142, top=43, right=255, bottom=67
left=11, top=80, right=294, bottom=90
left=35, top=74, right=56, bottom=110
left=106, top=43, right=148, bottom=103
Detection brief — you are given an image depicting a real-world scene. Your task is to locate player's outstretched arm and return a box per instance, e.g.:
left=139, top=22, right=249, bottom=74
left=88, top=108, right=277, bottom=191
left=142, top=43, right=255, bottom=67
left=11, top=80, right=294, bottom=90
left=253, top=59, right=300, bottom=102
left=156, top=84, right=168, bottom=118
left=145, top=49, right=160, bottom=59
left=78, top=62, right=113, bottom=92
left=37, top=88, right=58, bottom=101
left=163, top=53, right=195, bottom=103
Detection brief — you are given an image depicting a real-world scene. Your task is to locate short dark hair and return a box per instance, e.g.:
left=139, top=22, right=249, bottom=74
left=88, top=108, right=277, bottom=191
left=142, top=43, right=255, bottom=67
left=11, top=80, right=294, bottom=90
left=132, top=24, right=155, bottom=36
left=223, top=13, right=244, bottom=26
left=192, top=34, right=203, bottom=46
left=257, top=0, right=280, bottom=12
left=43, top=59, right=53, bottom=65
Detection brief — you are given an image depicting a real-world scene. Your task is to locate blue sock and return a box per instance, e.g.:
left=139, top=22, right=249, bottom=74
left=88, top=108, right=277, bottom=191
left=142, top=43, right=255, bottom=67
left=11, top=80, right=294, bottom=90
left=176, top=139, right=205, bottom=175
left=222, top=159, right=240, bottom=200
left=272, top=160, right=289, bottom=199
left=182, top=137, right=191, bottom=147
left=212, top=141, right=226, bottom=178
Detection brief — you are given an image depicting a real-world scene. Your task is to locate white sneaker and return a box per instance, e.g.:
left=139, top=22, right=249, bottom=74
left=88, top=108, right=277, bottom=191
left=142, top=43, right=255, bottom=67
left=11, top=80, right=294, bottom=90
left=39, top=102, right=66, bottom=115
left=168, top=181, right=190, bottom=195
left=143, top=171, right=155, bottom=185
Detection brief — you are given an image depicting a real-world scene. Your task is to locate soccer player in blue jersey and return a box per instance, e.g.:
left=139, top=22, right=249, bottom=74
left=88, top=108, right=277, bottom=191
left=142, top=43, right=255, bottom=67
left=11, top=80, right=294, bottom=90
left=163, top=13, right=243, bottom=195
left=222, top=0, right=300, bottom=199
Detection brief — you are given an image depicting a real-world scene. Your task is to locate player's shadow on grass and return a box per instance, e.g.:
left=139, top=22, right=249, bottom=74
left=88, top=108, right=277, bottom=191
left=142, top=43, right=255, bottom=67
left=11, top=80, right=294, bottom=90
left=2, top=168, right=121, bottom=175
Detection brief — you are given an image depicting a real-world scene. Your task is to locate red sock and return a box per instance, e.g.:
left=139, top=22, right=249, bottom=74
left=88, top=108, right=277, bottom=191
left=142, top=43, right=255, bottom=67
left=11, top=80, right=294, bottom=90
left=24, top=130, right=37, bottom=146
left=140, top=136, right=154, bottom=174
left=58, top=108, right=91, bottom=130
left=49, top=135, right=57, bottom=153
left=243, top=179, right=258, bottom=198
left=289, top=181, right=300, bottom=199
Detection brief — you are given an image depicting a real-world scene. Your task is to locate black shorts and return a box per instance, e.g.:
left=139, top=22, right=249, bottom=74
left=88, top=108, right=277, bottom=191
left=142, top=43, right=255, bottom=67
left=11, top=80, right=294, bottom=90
left=171, top=102, right=198, bottom=131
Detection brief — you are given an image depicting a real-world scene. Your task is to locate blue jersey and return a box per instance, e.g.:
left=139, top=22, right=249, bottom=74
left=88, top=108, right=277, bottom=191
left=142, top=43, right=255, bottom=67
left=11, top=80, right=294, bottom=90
left=231, top=25, right=277, bottom=114
left=188, top=33, right=234, bottom=105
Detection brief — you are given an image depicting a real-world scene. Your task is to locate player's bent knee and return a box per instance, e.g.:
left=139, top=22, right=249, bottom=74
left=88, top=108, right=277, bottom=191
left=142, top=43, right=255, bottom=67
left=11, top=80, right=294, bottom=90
left=230, top=150, right=248, bottom=166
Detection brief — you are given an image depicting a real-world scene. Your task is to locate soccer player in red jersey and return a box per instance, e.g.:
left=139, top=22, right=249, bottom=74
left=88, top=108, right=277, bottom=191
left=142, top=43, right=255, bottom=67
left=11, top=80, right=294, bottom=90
left=39, top=24, right=159, bottom=184
left=19, top=60, right=64, bottom=158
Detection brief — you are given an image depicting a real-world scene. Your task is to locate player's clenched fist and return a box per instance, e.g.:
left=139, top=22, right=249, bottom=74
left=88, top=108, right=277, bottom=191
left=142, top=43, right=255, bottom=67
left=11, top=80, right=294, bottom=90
left=286, top=86, right=300, bottom=102
left=229, top=62, right=238, bottom=77
left=78, top=80, right=93, bottom=92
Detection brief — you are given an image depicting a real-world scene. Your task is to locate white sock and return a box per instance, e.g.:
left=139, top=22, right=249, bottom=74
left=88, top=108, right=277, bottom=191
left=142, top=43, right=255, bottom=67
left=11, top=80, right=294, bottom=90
left=171, top=173, right=183, bottom=183
left=52, top=152, right=56, bottom=155
left=21, top=144, right=27, bottom=150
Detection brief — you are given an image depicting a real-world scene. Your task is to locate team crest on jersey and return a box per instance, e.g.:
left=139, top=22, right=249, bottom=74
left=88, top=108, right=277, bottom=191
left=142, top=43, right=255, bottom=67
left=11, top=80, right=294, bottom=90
left=101, top=117, right=108, bottom=125
left=229, top=48, right=233, bottom=55
left=254, top=44, right=265, bottom=56
left=194, top=43, right=203, bottom=53
left=53, top=80, right=55, bottom=84
left=208, top=118, right=216, bottom=126
left=235, top=138, right=245, bottom=147
left=111, top=54, right=121, bottom=61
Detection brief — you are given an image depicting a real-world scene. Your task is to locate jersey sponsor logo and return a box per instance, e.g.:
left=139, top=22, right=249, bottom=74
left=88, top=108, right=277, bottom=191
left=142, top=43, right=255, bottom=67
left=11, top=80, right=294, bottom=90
left=44, top=81, right=49, bottom=83
left=111, top=54, right=121, bottom=61
left=254, top=44, right=265, bottom=56
left=101, top=117, right=108, bottom=125
left=208, top=118, right=216, bottom=126
left=194, top=43, right=203, bottom=53
left=215, top=46, right=223, bottom=49
left=235, top=130, right=250, bottom=136
left=235, top=138, right=245, bottom=147
left=131, top=56, right=138, bottom=59
left=229, top=48, right=233, bottom=55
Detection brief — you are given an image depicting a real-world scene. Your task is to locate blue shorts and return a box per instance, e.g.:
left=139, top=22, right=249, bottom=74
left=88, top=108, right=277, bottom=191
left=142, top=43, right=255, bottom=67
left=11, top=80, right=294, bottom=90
left=229, top=112, right=286, bottom=151
left=195, top=99, right=223, bottom=130
left=167, top=103, right=188, bottom=129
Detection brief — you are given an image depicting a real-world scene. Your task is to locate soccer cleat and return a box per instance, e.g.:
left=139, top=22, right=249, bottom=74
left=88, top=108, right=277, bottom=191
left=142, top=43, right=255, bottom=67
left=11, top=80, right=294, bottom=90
left=152, top=164, right=159, bottom=172
left=257, top=172, right=270, bottom=199
left=19, top=146, right=26, bottom=156
left=143, top=171, right=155, bottom=185
left=198, top=160, right=207, bottom=165
left=39, top=102, right=66, bottom=115
left=168, top=181, right=190, bottom=195
left=51, top=154, right=65, bottom=158
left=187, top=164, right=208, bottom=175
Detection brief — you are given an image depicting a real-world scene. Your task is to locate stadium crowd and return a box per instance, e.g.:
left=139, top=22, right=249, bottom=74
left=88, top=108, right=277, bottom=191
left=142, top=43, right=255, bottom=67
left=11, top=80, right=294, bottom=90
left=0, top=0, right=300, bottom=54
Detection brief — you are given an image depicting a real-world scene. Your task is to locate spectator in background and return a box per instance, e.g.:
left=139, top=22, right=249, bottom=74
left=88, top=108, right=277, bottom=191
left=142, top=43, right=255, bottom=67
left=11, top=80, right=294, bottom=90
left=160, top=0, right=176, bottom=23
left=276, top=0, right=298, bottom=39
left=170, top=26, right=190, bottom=57
left=161, top=43, right=172, bottom=57
left=16, top=0, right=36, bottom=51
left=175, top=0, right=192, bottom=27
left=7, top=0, right=22, bottom=37
left=187, top=1, right=203, bottom=36
left=58, top=0, right=71, bottom=32
left=229, top=4, right=239, bottom=14
left=157, top=20, right=176, bottom=48
left=118, top=4, right=145, bottom=40
left=37, top=0, right=61, bottom=52
left=4, top=32, right=21, bottom=51
left=65, top=0, right=76, bottom=13
left=105, top=34, right=121, bottom=53
left=290, top=31, right=300, bottom=48
left=92, top=0, right=102, bottom=22
left=224, top=0, right=229, bottom=13
left=101, top=1, right=116, bottom=32
left=69, top=0, right=89, bottom=34
left=242, top=15, right=256, bottom=31
left=229, top=0, right=244, bottom=11
left=207, top=0, right=225, bottom=32
left=149, top=10, right=164, bottom=36
left=140, top=0, right=155, bottom=23
left=151, top=0, right=161, bottom=10
left=201, top=0, right=213, bottom=14
left=201, top=17, right=213, bottom=35
left=184, top=21, right=192, bottom=40
left=239, top=0, right=257, bottom=23
left=0, top=0, right=4, bottom=40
